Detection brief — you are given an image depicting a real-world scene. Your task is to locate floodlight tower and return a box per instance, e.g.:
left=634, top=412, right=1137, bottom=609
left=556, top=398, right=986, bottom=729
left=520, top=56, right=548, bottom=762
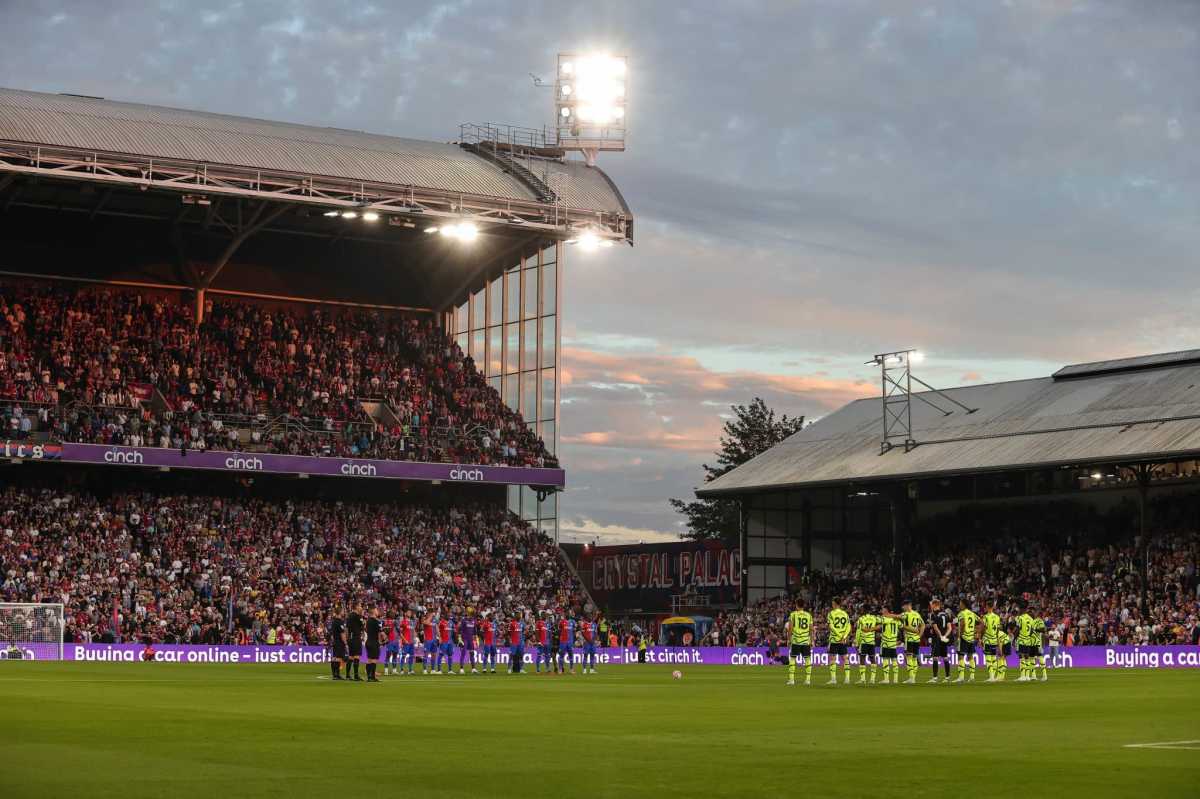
left=868, top=349, right=977, bottom=454
left=554, top=53, right=627, bottom=166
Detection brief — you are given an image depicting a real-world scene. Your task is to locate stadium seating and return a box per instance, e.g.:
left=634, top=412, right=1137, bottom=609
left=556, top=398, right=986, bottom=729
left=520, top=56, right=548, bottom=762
left=0, top=483, right=584, bottom=645
left=711, top=531, right=1200, bottom=648
left=0, top=283, right=555, bottom=467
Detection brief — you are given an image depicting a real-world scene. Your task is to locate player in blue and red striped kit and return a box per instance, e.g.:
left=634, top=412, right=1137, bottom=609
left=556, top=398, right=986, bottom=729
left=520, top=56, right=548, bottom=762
left=422, top=612, right=437, bottom=675
left=399, top=610, right=416, bottom=675
left=508, top=615, right=525, bottom=674
left=457, top=610, right=478, bottom=675
left=437, top=613, right=454, bottom=675
left=557, top=614, right=576, bottom=675
left=535, top=615, right=552, bottom=673
left=581, top=615, right=599, bottom=674
left=384, top=614, right=401, bottom=676
left=480, top=615, right=498, bottom=673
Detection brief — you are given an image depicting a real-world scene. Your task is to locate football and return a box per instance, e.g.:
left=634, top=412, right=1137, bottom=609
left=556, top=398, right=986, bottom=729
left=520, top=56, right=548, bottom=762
left=672, top=670, right=683, bottom=680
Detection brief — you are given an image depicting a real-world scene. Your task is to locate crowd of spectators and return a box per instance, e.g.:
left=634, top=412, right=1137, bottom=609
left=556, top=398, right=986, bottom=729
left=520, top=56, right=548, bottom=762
left=0, top=483, right=584, bottom=645
left=0, top=283, right=555, bottom=467
left=708, top=530, right=1200, bottom=649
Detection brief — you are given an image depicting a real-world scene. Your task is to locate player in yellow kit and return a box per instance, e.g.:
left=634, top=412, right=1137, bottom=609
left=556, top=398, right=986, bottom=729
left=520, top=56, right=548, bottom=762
left=997, top=624, right=1013, bottom=682
left=826, top=598, right=853, bottom=685
left=1031, top=612, right=1049, bottom=682
left=784, top=596, right=814, bottom=687
left=879, top=611, right=903, bottom=684
left=900, top=600, right=924, bottom=685
left=981, top=600, right=1003, bottom=682
left=954, top=599, right=979, bottom=683
left=854, top=611, right=879, bottom=685
left=1014, top=604, right=1038, bottom=682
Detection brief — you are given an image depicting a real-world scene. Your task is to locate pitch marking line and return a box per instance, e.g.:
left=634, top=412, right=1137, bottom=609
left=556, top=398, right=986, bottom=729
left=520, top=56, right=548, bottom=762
left=1123, top=740, right=1200, bottom=751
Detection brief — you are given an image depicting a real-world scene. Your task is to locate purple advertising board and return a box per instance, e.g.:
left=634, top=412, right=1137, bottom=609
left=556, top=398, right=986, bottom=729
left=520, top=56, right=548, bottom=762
left=33, top=442, right=566, bottom=488
left=39, top=644, right=1200, bottom=669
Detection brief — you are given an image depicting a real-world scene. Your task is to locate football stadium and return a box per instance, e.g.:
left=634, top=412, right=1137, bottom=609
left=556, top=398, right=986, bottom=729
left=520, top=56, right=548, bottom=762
left=1, top=18, right=1198, bottom=799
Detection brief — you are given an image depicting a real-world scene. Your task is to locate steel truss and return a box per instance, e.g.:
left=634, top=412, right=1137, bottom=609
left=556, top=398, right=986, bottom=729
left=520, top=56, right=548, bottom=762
left=0, top=140, right=630, bottom=241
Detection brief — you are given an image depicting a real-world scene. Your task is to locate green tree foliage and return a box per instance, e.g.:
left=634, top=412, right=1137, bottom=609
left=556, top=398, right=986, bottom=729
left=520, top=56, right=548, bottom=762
left=670, top=398, right=804, bottom=544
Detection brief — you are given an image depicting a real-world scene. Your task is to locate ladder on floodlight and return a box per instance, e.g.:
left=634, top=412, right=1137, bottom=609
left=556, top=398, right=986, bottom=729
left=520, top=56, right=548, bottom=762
left=869, top=349, right=977, bottom=454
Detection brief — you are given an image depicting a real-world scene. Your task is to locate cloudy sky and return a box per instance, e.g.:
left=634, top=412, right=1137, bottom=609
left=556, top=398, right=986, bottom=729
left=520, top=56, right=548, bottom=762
left=2, top=0, right=1198, bottom=543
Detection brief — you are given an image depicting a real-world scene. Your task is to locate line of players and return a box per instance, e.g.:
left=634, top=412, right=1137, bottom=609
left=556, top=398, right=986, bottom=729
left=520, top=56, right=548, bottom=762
left=784, top=596, right=1052, bottom=686
left=326, top=604, right=603, bottom=682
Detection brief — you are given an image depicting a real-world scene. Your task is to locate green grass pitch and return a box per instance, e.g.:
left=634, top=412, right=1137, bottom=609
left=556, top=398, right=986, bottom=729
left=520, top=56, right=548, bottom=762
left=0, top=663, right=1196, bottom=798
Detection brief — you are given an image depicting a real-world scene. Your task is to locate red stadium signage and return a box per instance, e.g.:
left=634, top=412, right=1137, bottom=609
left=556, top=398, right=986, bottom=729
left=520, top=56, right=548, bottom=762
left=575, top=541, right=741, bottom=612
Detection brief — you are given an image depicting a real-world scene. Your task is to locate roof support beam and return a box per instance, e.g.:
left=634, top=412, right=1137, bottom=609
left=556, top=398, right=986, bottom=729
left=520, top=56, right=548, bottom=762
left=199, top=201, right=289, bottom=289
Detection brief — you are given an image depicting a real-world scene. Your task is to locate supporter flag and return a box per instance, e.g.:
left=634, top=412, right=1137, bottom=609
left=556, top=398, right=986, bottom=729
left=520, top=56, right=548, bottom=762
left=128, top=383, right=154, bottom=403
left=227, top=587, right=235, bottom=633
left=110, top=599, right=120, bottom=643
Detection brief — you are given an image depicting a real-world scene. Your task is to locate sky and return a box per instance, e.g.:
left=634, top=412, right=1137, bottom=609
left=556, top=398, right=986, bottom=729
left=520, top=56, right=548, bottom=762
left=1, top=0, right=1198, bottom=543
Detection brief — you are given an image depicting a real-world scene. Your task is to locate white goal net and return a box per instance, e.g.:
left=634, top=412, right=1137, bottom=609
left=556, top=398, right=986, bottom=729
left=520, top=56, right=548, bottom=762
left=0, top=603, right=64, bottom=661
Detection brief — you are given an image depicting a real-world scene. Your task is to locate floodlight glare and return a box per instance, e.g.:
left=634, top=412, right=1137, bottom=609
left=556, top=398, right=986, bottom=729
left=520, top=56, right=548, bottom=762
left=322, top=210, right=339, bottom=217
left=341, top=211, right=358, bottom=219
left=576, top=230, right=600, bottom=251
left=909, top=351, right=925, bottom=363
left=555, top=52, right=627, bottom=162
left=456, top=222, right=479, bottom=242
left=361, top=211, right=380, bottom=222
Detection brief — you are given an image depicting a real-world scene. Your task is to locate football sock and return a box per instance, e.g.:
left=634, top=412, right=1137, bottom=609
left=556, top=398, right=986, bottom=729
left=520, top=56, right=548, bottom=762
left=830, top=660, right=838, bottom=681
left=804, top=661, right=812, bottom=681
left=788, top=657, right=797, bottom=682
left=908, top=657, right=918, bottom=680
left=330, top=661, right=339, bottom=679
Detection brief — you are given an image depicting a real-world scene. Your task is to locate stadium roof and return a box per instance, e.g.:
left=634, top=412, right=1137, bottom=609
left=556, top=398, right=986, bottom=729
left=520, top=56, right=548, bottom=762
left=0, top=87, right=631, bottom=230
left=698, top=351, right=1200, bottom=496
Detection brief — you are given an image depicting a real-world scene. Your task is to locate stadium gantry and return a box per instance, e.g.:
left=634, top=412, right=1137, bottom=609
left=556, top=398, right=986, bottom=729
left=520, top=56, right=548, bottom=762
left=0, top=86, right=635, bottom=542
left=699, top=350, right=1200, bottom=606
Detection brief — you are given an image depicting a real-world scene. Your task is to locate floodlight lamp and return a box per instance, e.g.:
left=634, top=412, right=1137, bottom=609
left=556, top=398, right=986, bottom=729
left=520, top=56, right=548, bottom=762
left=576, top=230, right=600, bottom=251
left=561, top=84, right=572, bottom=96
left=1091, top=472, right=1103, bottom=480
left=341, top=211, right=358, bottom=219
left=560, top=107, right=571, bottom=117
left=323, top=210, right=339, bottom=217
left=361, top=211, right=380, bottom=222
left=909, top=351, right=925, bottom=364
left=456, top=222, right=479, bottom=242
left=424, top=226, right=439, bottom=234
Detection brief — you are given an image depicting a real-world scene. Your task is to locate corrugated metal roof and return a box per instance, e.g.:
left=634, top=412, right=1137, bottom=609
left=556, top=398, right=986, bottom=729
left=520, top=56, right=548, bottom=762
left=515, top=155, right=631, bottom=216
left=0, top=87, right=631, bottom=215
left=698, top=355, right=1200, bottom=496
left=1053, top=349, right=1200, bottom=379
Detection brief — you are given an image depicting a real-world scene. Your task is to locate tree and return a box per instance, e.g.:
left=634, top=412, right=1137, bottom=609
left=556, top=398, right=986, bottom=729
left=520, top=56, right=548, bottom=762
left=670, top=397, right=805, bottom=544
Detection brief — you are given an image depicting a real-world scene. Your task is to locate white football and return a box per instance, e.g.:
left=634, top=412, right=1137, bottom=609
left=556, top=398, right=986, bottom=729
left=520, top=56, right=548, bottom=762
left=672, top=670, right=683, bottom=680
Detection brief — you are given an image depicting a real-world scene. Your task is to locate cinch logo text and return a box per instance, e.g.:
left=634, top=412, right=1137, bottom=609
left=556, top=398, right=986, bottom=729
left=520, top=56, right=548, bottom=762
left=104, top=448, right=143, bottom=464
left=449, top=468, right=485, bottom=481
left=340, top=463, right=377, bottom=476
left=224, top=456, right=263, bottom=471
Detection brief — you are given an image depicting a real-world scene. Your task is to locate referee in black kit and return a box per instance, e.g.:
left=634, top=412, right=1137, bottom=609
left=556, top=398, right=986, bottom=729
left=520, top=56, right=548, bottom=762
left=346, top=604, right=364, bottom=681
left=329, top=609, right=348, bottom=681
left=365, top=608, right=382, bottom=682
left=927, top=598, right=952, bottom=683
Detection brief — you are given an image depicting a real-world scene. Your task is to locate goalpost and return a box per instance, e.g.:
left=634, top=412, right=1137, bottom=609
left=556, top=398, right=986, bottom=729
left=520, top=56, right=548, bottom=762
left=0, top=603, right=65, bottom=661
